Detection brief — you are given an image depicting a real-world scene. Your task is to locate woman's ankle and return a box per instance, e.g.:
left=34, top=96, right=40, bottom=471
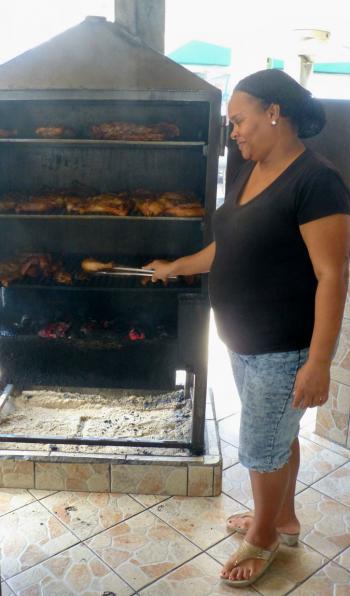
left=245, top=527, right=279, bottom=548
left=275, top=516, right=300, bottom=533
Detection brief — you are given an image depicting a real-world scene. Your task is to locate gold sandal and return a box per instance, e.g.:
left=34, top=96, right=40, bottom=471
left=220, top=538, right=280, bottom=587
left=226, top=510, right=299, bottom=546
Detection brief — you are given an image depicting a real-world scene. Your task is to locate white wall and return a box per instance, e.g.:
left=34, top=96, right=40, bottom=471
left=309, top=73, right=350, bottom=99
left=0, top=0, right=114, bottom=65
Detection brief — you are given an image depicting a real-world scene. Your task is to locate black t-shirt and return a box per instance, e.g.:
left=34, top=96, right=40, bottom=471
left=209, top=148, right=350, bottom=354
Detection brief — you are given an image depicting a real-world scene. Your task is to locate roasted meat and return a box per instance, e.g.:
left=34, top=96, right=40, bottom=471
left=81, top=258, right=119, bottom=273
left=0, top=198, right=16, bottom=212
left=64, top=196, right=85, bottom=214
left=82, top=194, right=132, bottom=216
left=161, top=202, right=205, bottom=217
left=52, top=269, right=73, bottom=285
left=90, top=121, right=180, bottom=141
left=19, top=254, right=52, bottom=278
left=35, top=126, right=75, bottom=139
left=0, top=128, right=17, bottom=138
left=0, top=192, right=24, bottom=213
left=133, top=197, right=166, bottom=217
left=134, top=191, right=205, bottom=217
left=0, top=260, right=24, bottom=287
left=65, top=193, right=132, bottom=216
left=158, top=191, right=195, bottom=202
left=153, top=122, right=180, bottom=140
left=0, top=188, right=203, bottom=217
left=0, top=254, right=72, bottom=287
left=15, top=194, right=65, bottom=213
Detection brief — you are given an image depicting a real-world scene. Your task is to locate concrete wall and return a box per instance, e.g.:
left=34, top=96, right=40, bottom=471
left=316, top=286, right=350, bottom=446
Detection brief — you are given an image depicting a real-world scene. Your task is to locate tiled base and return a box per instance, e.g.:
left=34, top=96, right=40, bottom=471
left=0, top=455, right=222, bottom=497
left=0, top=398, right=222, bottom=497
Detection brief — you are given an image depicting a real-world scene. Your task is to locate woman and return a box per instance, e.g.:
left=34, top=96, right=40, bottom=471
left=145, top=69, right=350, bottom=587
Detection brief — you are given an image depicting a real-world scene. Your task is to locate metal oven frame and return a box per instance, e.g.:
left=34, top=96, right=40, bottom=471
left=0, top=19, right=222, bottom=455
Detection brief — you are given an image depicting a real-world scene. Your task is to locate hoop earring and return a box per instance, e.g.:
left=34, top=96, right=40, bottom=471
left=271, top=120, right=277, bottom=126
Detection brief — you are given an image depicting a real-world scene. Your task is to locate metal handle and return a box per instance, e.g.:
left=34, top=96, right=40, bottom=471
left=93, top=269, right=178, bottom=280
left=0, top=384, right=13, bottom=414
left=219, top=115, right=227, bottom=156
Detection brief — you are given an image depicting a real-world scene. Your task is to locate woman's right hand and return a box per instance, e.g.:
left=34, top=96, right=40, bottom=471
left=143, top=243, right=216, bottom=282
left=143, top=259, right=176, bottom=283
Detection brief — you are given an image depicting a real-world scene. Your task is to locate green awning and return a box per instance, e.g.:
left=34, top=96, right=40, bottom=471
left=313, top=62, right=350, bottom=74
left=268, top=58, right=284, bottom=69
left=168, top=41, right=231, bottom=67
left=269, top=58, right=350, bottom=75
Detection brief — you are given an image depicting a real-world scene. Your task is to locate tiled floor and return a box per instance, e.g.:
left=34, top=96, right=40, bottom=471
left=1, top=328, right=350, bottom=594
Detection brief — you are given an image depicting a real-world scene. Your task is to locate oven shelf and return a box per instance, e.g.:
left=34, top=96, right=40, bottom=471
left=0, top=214, right=203, bottom=221
left=0, top=334, right=177, bottom=349
left=0, top=138, right=207, bottom=150
left=0, top=258, right=201, bottom=291
left=0, top=280, right=201, bottom=292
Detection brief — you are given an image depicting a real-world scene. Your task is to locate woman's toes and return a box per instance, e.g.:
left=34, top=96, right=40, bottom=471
left=242, top=565, right=252, bottom=581
left=220, top=561, right=233, bottom=578
left=238, top=567, right=245, bottom=581
left=236, top=566, right=245, bottom=581
left=221, top=554, right=239, bottom=579
left=228, top=568, right=238, bottom=581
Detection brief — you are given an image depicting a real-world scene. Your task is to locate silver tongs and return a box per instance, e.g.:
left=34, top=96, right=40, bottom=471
left=93, top=266, right=178, bottom=279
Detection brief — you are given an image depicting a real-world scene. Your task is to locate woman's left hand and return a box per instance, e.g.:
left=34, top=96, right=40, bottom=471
left=292, top=361, right=330, bottom=409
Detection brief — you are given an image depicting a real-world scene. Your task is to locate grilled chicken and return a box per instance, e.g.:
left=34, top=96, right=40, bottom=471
left=65, top=193, right=132, bottom=216
left=0, top=260, right=24, bottom=287
left=35, top=126, right=75, bottom=139
left=0, top=128, right=17, bottom=138
left=0, top=254, right=72, bottom=287
left=65, top=196, right=85, bottom=214
left=15, top=194, right=65, bottom=213
left=52, top=269, right=73, bottom=285
left=133, top=197, right=166, bottom=217
left=135, top=191, right=204, bottom=217
left=81, top=194, right=132, bottom=216
left=90, top=121, right=180, bottom=141
left=161, top=202, right=205, bottom=217
left=81, top=258, right=119, bottom=273
left=0, top=189, right=203, bottom=217
left=0, top=192, right=24, bottom=212
left=0, top=198, right=16, bottom=212
left=154, top=122, right=180, bottom=140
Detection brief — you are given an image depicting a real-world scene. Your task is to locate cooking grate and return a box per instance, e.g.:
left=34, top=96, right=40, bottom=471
left=1, top=260, right=201, bottom=292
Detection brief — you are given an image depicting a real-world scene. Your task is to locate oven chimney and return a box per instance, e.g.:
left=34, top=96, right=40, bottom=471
left=114, top=0, right=165, bottom=54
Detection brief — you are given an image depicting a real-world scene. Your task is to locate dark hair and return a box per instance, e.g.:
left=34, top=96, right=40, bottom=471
left=234, top=68, right=326, bottom=138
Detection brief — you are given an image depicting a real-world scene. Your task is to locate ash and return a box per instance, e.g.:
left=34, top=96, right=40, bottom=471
left=0, top=387, right=192, bottom=455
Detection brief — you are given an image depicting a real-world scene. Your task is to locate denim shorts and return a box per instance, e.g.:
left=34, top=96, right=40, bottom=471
left=228, top=348, right=309, bottom=472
